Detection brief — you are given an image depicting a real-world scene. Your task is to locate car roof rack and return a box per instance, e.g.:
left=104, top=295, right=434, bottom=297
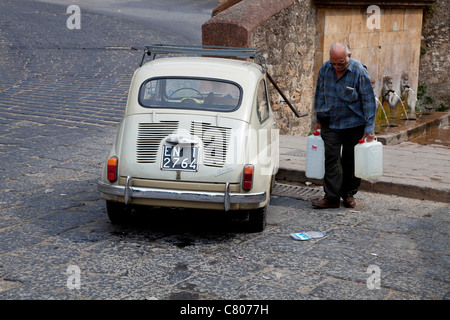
left=139, top=44, right=307, bottom=118
left=140, top=44, right=267, bottom=71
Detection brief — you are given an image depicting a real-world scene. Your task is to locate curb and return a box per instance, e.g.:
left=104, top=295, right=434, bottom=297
left=275, top=168, right=450, bottom=203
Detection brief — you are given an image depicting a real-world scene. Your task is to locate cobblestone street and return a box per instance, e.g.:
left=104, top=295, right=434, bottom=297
left=0, top=0, right=448, bottom=306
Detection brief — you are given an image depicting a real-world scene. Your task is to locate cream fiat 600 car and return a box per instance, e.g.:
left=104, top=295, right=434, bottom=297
left=98, top=45, right=303, bottom=232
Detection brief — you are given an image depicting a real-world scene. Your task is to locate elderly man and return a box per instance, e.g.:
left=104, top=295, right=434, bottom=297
left=312, top=42, right=376, bottom=209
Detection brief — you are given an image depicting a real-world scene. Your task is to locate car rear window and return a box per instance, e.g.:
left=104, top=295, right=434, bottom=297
left=139, top=77, right=242, bottom=112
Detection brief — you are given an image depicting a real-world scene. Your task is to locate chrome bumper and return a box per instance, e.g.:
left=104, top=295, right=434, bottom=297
left=97, top=176, right=266, bottom=211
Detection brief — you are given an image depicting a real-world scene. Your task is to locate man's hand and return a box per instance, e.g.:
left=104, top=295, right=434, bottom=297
left=314, top=122, right=322, bottom=131
left=362, top=133, right=375, bottom=142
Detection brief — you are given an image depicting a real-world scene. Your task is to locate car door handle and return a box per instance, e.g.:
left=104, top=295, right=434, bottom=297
left=166, top=136, right=198, bottom=145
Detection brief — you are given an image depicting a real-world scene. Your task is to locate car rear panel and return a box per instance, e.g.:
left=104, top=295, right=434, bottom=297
left=118, top=113, right=249, bottom=184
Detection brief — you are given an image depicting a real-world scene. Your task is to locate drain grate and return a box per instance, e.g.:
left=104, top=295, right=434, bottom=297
left=271, top=183, right=323, bottom=201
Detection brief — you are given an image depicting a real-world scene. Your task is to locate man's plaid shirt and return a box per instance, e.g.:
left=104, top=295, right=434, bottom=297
left=314, top=58, right=377, bottom=134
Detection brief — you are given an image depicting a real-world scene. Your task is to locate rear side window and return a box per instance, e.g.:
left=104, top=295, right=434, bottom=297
left=256, top=80, right=269, bottom=123
left=139, top=77, right=242, bottom=112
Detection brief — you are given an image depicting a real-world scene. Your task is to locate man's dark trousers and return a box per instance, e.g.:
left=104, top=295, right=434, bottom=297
left=320, top=124, right=365, bottom=204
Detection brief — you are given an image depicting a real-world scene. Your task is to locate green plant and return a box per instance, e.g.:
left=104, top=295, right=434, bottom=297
left=423, top=96, right=434, bottom=105
left=420, top=45, right=427, bottom=56
left=423, top=5, right=436, bottom=21
left=417, top=83, right=427, bottom=100
left=436, top=103, right=449, bottom=112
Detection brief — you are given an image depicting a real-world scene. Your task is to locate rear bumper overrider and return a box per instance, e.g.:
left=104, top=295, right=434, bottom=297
left=97, top=176, right=266, bottom=211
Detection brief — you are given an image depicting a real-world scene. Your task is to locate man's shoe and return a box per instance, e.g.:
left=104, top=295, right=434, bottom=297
left=342, top=197, right=356, bottom=208
left=312, top=198, right=340, bottom=209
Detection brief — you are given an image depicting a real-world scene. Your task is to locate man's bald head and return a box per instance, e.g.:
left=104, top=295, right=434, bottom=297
left=329, top=42, right=351, bottom=73
left=330, top=42, right=351, bottom=57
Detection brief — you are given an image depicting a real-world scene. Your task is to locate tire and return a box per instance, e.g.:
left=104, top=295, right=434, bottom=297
left=248, top=205, right=267, bottom=232
left=106, top=200, right=130, bottom=224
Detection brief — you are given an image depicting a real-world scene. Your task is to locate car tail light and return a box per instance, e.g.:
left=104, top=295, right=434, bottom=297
left=242, top=164, right=254, bottom=191
left=107, top=156, right=118, bottom=182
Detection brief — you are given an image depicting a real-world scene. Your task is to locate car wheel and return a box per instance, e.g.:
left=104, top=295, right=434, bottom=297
left=106, top=200, right=130, bottom=224
left=248, top=205, right=267, bottom=232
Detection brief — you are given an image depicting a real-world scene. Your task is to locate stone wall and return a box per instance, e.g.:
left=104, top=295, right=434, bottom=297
left=251, top=1, right=317, bottom=136
left=418, top=0, right=449, bottom=110
left=203, top=0, right=317, bottom=136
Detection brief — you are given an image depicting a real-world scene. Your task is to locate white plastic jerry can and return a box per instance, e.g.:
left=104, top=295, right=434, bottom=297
left=305, top=130, right=325, bottom=179
left=354, top=137, right=383, bottom=179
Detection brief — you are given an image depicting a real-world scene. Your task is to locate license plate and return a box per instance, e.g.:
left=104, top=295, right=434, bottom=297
left=161, top=145, right=198, bottom=171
